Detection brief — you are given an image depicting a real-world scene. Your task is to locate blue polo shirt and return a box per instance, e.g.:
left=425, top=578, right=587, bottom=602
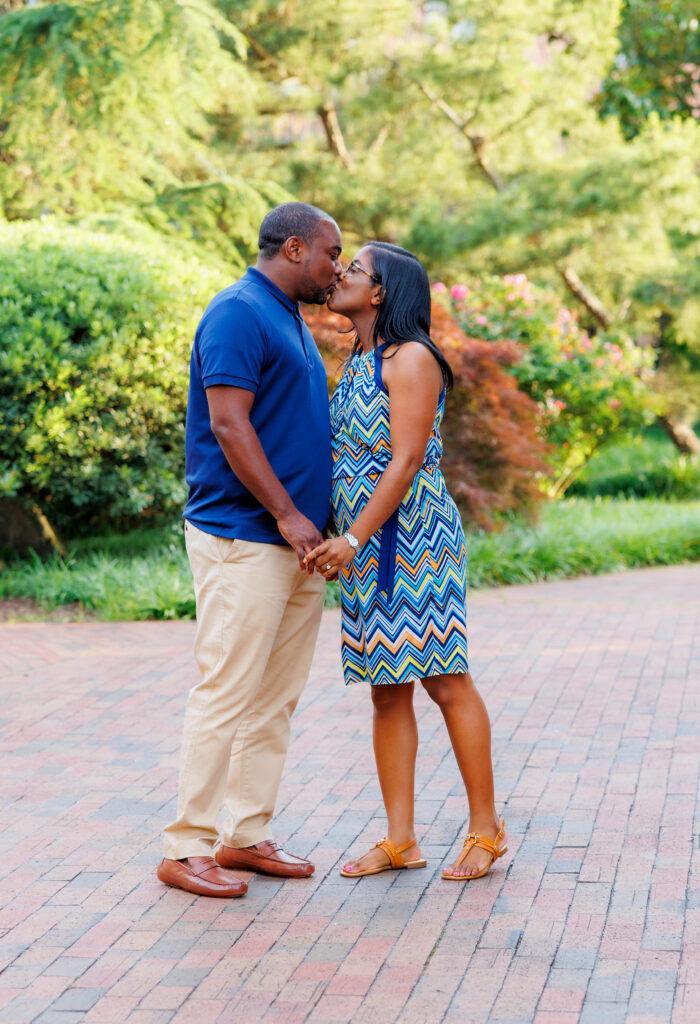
left=184, top=267, right=332, bottom=544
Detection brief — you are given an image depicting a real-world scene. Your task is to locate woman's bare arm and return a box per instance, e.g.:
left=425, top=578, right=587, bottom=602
left=306, top=342, right=442, bottom=572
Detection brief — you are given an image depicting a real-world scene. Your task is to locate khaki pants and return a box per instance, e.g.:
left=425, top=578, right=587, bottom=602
left=162, top=521, right=325, bottom=860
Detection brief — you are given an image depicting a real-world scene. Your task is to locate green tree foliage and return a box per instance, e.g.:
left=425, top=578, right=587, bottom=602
left=599, top=0, right=700, bottom=139
left=209, top=0, right=419, bottom=246
left=3, top=2, right=698, bottom=373
left=0, top=220, right=227, bottom=532
left=214, top=0, right=700, bottom=445
left=0, top=0, right=283, bottom=268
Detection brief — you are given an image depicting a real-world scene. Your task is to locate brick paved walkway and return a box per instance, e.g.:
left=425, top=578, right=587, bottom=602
left=0, top=565, right=698, bottom=1024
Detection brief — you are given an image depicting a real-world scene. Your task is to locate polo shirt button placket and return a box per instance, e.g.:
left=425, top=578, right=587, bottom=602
left=295, top=311, right=313, bottom=368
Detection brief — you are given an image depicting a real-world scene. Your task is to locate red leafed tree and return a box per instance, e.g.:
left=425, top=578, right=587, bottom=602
left=302, top=302, right=550, bottom=530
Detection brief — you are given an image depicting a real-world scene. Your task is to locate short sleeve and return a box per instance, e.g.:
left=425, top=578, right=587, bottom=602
left=196, top=298, right=266, bottom=393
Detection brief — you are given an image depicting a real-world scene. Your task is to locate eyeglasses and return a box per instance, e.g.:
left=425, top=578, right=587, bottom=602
left=344, top=260, right=380, bottom=283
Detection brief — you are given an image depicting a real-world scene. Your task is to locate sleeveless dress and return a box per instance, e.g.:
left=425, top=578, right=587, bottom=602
left=330, top=344, right=469, bottom=686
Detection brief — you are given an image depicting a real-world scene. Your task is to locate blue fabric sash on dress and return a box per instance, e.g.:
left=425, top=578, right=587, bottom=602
left=372, top=345, right=398, bottom=602
left=377, top=506, right=399, bottom=602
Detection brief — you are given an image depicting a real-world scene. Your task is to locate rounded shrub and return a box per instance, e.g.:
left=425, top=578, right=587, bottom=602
left=0, top=220, right=227, bottom=535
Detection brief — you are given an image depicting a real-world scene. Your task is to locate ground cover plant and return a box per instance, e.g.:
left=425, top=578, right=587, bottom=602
left=1, top=498, right=697, bottom=621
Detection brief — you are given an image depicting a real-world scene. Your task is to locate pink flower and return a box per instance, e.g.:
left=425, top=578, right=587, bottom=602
left=552, top=399, right=567, bottom=411
left=580, top=335, right=593, bottom=351
left=475, top=314, right=488, bottom=326
left=451, top=284, right=469, bottom=301
left=608, top=398, right=621, bottom=409
left=432, top=282, right=447, bottom=293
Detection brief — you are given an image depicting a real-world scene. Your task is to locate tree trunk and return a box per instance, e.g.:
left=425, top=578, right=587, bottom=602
left=656, top=415, right=700, bottom=455
left=0, top=497, right=66, bottom=558
left=557, top=266, right=611, bottom=329
left=318, top=100, right=355, bottom=170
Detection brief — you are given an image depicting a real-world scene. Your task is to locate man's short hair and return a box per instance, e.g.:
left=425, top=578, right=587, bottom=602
left=258, top=202, right=333, bottom=258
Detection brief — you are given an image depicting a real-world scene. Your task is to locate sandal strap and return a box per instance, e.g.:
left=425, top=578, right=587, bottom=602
left=455, top=830, right=500, bottom=867
left=373, top=836, right=417, bottom=869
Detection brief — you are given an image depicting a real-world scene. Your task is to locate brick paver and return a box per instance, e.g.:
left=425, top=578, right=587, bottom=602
left=0, top=565, right=698, bottom=1023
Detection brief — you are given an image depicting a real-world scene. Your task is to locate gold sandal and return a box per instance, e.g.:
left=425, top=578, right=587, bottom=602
left=442, top=821, right=508, bottom=881
left=340, top=837, right=427, bottom=877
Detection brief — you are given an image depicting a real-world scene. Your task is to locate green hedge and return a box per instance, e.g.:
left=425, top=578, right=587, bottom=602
left=567, top=431, right=700, bottom=499
left=0, top=220, right=227, bottom=534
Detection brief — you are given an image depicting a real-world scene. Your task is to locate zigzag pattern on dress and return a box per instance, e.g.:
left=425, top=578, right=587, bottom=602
left=330, top=347, right=469, bottom=687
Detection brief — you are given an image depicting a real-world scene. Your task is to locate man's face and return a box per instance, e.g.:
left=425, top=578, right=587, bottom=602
left=297, top=220, right=343, bottom=304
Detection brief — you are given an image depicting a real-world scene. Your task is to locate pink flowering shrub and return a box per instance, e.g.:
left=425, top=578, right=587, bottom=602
left=435, top=275, right=653, bottom=494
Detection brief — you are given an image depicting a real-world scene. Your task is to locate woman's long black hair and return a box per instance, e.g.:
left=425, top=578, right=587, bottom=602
left=349, top=241, right=454, bottom=390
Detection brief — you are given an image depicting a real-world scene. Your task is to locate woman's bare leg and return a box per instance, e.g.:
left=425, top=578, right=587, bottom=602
left=342, top=682, right=422, bottom=872
left=422, top=672, right=502, bottom=877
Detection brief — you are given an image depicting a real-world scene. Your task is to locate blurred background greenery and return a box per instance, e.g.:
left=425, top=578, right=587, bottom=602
left=0, top=0, right=698, bottom=617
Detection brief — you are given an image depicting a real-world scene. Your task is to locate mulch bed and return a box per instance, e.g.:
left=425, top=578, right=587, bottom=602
left=0, top=599, right=98, bottom=623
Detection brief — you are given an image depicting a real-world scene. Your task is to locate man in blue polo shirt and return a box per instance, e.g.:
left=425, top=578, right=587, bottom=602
left=158, top=202, right=342, bottom=898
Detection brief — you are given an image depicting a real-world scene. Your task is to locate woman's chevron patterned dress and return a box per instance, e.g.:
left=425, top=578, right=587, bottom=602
left=331, top=345, right=469, bottom=686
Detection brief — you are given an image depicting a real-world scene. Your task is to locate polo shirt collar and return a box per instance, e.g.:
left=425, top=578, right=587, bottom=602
left=245, top=266, right=299, bottom=314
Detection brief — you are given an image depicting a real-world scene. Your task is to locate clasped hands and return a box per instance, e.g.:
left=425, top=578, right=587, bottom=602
left=304, top=536, right=356, bottom=580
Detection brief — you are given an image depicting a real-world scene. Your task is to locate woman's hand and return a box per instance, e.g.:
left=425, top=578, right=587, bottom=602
left=304, top=536, right=356, bottom=579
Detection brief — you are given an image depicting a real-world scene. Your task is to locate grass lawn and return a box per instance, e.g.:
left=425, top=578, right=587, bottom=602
left=1, top=497, right=698, bottom=621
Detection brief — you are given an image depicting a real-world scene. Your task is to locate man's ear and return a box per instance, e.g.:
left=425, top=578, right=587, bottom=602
left=283, top=236, right=303, bottom=263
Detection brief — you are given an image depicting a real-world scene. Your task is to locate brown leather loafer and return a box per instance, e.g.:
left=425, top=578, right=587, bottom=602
left=156, top=857, right=248, bottom=898
left=215, top=840, right=314, bottom=878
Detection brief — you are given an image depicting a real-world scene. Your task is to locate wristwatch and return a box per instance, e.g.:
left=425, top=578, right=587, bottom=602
left=344, top=531, right=360, bottom=553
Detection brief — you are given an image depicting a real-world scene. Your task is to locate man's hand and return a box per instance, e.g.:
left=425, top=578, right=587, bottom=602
left=276, top=510, right=324, bottom=572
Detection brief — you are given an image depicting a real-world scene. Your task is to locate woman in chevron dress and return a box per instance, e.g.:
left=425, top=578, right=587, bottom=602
left=306, top=242, right=507, bottom=882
